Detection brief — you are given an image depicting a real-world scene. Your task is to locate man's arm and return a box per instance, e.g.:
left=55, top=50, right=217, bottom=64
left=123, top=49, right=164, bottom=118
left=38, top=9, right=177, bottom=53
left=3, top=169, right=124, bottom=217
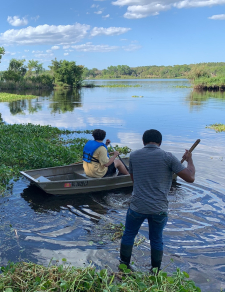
left=176, top=150, right=195, bottom=183
left=104, top=151, right=119, bottom=167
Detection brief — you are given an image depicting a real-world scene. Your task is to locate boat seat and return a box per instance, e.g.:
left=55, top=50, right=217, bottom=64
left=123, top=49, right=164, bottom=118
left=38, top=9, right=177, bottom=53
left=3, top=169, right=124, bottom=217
left=37, top=176, right=51, bottom=182
left=78, top=173, right=96, bottom=179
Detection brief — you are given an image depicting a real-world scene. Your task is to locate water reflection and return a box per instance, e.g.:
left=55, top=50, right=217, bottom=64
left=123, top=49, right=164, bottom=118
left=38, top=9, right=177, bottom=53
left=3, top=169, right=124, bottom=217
left=49, top=89, right=82, bottom=114
left=6, top=89, right=82, bottom=116
left=186, top=90, right=225, bottom=110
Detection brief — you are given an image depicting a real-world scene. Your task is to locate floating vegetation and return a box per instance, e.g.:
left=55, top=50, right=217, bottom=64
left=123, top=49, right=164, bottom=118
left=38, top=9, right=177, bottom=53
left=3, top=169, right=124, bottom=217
left=193, top=76, right=225, bottom=91
left=100, top=84, right=141, bottom=88
left=0, top=92, right=37, bottom=102
left=108, top=145, right=131, bottom=155
left=0, top=123, right=89, bottom=194
left=206, top=123, right=225, bottom=132
left=173, top=85, right=192, bottom=88
left=132, top=95, right=143, bottom=98
left=0, top=261, right=201, bottom=292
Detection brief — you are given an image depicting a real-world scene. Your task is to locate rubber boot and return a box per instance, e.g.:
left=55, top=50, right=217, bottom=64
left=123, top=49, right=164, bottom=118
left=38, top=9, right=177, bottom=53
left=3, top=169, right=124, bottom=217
left=119, top=243, right=138, bottom=272
left=120, top=243, right=133, bottom=266
left=151, top=249, right=163, bottom=273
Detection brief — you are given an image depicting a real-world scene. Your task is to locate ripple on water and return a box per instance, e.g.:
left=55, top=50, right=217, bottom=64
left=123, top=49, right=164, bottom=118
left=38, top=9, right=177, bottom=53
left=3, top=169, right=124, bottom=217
left=0, top=180, right=225, bottom=291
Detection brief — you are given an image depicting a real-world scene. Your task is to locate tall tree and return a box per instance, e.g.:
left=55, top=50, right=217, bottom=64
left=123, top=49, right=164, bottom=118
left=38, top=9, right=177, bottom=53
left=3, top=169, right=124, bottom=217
left=0, top=47, right=5, bottom=63
left=49, top=59, right=84, bottom=88
left=8, top=58, right=27, bottom=76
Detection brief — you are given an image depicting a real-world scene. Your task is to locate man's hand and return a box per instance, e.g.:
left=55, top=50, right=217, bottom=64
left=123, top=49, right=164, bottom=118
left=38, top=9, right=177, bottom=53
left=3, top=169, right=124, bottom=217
left=105, top=139, right=111, bottom=146
left=113, top=151, right=120, bottom=157
left=182, top=150, right=192, bottom=162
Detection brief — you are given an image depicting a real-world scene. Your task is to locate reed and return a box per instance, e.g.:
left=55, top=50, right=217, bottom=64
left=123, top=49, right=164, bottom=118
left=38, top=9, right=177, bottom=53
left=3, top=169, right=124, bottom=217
left=193, top=76, right=225, bottom=90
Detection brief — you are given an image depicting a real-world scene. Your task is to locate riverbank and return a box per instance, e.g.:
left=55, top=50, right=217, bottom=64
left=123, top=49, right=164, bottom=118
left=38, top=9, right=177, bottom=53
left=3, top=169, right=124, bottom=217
left=0, top=261, right=201, bottom=292
left=193, top=76, right=225, bottom=91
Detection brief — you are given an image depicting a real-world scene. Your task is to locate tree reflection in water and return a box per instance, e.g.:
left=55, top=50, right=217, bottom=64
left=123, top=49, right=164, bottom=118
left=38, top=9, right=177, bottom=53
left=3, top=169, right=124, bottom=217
left=7, top=89, right=82, bottom=115
left=186, top=89, right=225, bottom=110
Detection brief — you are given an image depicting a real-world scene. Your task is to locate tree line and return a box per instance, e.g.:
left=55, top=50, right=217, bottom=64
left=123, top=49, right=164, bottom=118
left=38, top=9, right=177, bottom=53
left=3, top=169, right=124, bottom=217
left=0, top=47, right=84, bottom=89
left=83, top=63, right=225, bottom=80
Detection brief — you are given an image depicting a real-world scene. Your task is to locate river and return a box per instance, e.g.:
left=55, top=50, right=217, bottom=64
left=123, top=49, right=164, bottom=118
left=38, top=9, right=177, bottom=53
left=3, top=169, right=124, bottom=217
left=0, top=79, right=225, bottom=291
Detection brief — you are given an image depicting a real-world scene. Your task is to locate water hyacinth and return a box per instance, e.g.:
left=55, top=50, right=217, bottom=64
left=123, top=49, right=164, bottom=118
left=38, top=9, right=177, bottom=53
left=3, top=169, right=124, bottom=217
left=0, top=261, right=201, bottom=292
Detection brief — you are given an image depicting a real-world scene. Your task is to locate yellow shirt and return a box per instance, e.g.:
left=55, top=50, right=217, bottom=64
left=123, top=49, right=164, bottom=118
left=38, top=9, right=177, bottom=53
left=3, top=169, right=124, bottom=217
left=83, top=146, right=109, bottom=178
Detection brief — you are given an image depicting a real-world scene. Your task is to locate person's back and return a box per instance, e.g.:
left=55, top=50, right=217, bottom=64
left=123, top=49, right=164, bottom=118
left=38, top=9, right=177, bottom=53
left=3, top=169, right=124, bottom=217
left=129, top=145, right=185, bottom=214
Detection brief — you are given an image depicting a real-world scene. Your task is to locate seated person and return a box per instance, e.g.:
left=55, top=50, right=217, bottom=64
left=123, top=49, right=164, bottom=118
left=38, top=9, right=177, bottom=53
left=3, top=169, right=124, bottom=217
left=83, top=129, right=129, bottom=178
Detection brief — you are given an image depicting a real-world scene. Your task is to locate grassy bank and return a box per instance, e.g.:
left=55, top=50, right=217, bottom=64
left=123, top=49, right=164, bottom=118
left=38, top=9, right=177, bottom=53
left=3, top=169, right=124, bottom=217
left=0, top=261, right=201, bottom=292
left=0, top=92, right=37, bottom=102
left=193, top=76, right=225, bottom=90
left=206, top=123, right=225, bottom=132
left=0, top=80, right=53, bottom=90
left=83, top=83, right=141, bottom=88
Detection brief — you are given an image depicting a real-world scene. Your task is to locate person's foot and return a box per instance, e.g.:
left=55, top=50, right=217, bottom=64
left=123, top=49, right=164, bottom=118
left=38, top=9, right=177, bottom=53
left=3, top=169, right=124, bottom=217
left=119, top=261, right=139, bottom=272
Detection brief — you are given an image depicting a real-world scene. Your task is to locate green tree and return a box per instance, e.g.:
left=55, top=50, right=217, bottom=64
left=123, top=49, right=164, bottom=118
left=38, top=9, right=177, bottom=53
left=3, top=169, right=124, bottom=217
left=49, top=59, right=84, bottom=88
left=8, top=58, right=27, bottom=76
left=0, top=47, right=5, bottom=63
left=27, top=60, right=44, bottom=76
left=2, top=70, right=20, bottom=82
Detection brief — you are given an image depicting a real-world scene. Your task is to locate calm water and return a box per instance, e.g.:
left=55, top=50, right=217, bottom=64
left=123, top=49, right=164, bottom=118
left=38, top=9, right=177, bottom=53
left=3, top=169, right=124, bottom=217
left=0, top=79, right=225, bottom=291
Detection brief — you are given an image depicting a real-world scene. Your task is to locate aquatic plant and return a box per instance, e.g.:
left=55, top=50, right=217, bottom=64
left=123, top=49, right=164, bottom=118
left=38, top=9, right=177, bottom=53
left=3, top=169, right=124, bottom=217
left=173, top=85, right=192, bottom=88
left=0, top=123, right=88, bottom=194
left=0, top=261, right=201, bottom=291
left=193, top=76, right=225, bottom=90
left=100, top=84, right=141, bottom=88
left=206, top=123, right=225, bottom=132
left=132, top=95, right=143, bottom=98
left=0, top=92, right=37, bottom=102
left=108, top=145, right=131, bottom=155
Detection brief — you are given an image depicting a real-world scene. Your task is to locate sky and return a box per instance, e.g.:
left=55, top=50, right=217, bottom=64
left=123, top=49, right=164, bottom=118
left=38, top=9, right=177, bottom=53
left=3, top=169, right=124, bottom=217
left=0, top=0, right=225, bottom=70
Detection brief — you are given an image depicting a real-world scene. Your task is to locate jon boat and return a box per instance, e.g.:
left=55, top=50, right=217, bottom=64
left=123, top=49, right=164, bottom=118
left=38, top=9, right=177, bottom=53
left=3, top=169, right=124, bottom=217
left=20, top=158, right=133, bottom=196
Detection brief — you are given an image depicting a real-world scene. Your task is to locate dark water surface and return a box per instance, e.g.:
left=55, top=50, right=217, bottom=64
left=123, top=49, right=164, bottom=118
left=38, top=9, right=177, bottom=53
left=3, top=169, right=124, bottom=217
left=0, top=79, right=225, bottom=291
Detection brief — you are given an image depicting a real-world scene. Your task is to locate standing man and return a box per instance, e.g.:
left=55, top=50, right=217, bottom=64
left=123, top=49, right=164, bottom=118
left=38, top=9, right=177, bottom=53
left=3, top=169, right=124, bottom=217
left=83, top=129, right=129, bottom=178
left=120, top=129, right=195, bottom=271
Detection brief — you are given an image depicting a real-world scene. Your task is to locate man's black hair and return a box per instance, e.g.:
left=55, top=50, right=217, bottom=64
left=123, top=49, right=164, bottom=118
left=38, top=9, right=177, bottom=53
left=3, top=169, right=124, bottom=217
left=142, top=129, right=162, bottom=145
left=92, top=129, right=106, bottom=141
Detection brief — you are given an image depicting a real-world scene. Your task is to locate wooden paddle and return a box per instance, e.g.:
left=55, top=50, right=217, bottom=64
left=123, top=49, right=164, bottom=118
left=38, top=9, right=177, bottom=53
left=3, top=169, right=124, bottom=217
left=180, top=139, right=201, bottom=163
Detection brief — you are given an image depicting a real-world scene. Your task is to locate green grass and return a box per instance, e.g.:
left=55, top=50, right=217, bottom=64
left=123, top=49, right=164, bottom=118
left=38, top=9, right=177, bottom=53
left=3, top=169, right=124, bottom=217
left=0, top=92, right=37, bottom=102
left=100, top=84, right=141, bottom=88
left=193, top=76, right=225, bottom=90
left=0, top=261, right=201, bottom=292
left=206, top=123, right=225, bottom=132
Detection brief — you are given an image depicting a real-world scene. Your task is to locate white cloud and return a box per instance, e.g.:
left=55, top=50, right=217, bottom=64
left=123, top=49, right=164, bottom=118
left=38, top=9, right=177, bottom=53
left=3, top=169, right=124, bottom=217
left=31, top=15, right=40, bottom=21
left=208, top=14, right=225, bottom=20
left=32, top=50, right=43, bottom=53
left=71, top=42, right=119, bottom=52
left=63, top=45, right=70, bottom=49
left=122, top=44, right=142, bottom=51
left=91, top=4, right=99, bottom=7
left=90, top=26, right=131, bottom=36
left=112, top=0, right=225, bottom=18
left=103, top=14, right=110, bottom=18
left=64, top=53, right=69, bottom=55
left=51, top=45, right=60, bottom=50
left=0, top=23, right=90, bottom=46
left=46, top=49, right=52, bottom=53
left=7, top=16, right=28, bottom=27
left=5, top=51, right=16, bottom=56
left=24, top=49, right=29, bottom=52
left=94, top=10, right=103, bottom=14
left=34, top=53, right=54, bottom=58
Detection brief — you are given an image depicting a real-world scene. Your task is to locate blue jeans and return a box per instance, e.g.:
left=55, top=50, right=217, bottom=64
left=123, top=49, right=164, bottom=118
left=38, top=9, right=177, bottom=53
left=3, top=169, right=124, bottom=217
left=121, top=208, right=168, bottom=251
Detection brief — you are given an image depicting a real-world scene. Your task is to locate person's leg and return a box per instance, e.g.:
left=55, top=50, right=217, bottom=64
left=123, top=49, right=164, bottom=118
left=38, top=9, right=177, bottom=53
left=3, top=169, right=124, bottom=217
left=120, top=208, right=146, bottom=265
left=148, top=213, right=168, bottom=271
left=114, top=159, right=129, bottom=175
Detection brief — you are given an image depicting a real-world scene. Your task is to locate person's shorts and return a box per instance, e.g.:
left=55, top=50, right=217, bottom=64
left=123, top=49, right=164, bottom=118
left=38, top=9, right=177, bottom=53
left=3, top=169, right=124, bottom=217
left=103, top=162, right=116, bottom=177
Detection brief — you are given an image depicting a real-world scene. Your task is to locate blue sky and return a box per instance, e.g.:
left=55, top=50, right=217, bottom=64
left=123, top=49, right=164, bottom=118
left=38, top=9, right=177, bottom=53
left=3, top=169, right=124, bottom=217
left=0, top=0, right=225, bottom=70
